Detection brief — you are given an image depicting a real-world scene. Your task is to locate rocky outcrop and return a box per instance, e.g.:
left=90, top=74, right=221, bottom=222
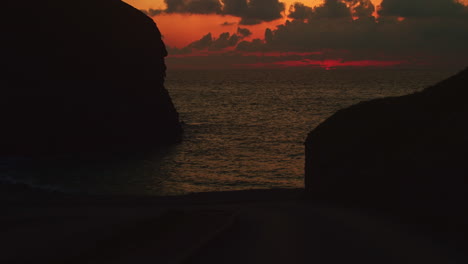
left=1, top=0, right=182, bottom=156
left=305, top=67, right=468, bottom=241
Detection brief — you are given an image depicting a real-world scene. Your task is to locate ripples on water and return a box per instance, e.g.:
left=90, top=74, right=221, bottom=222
left=0, top=69, right=457, bottom=195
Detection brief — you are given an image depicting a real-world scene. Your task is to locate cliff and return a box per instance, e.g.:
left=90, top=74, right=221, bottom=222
left=305, top=67, right=468, bottom=241
left=1, top=0, right=182, bottom=156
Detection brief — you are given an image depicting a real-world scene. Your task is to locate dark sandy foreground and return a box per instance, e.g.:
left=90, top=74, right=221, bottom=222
left=1, top=187, right=467, bottom=264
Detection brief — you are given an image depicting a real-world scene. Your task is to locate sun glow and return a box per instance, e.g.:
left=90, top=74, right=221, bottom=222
left=242, top=59, right=406, bottom=70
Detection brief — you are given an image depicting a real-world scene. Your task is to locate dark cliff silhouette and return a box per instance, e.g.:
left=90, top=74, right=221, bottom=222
left=305, top=67, right=468, bottom=243
left=1, top=0, right=182, bottom=156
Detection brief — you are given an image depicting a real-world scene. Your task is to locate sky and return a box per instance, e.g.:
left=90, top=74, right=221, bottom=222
left=123, top=0, right=468, bottom=69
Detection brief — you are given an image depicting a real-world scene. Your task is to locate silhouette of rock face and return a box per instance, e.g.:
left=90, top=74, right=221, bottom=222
left=2, top=0, right=182, bottom=155
left=305, top=67, right=468, bottom=240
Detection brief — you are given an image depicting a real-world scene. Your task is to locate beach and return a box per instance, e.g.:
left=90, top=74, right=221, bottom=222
left=2, top=186, right=466, bottom=264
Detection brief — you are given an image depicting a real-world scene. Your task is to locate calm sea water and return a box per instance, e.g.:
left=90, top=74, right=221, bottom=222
left=0, top=68, right=457, bottom=195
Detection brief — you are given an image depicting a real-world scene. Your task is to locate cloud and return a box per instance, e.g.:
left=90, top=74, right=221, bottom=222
left=165, top=0, right=222, bottom=14
left=147, top=0, right=285, bottom=25
left=379, top=0, right=467, bottom=17
left=178, top=31, right=244, bottom=52
left=166, top=0, right=468, bottom=68
left=288, top=0, right=375, bottom=20
left=168, top=27, right=253, bottom=55
left=350, top=0, right=375, bottom=18
left=223, top=0, right=286, bottom=25
left=242, top=0, right=285, bottom=22
left=222, top=0, right=249, bottom=17
left=253, top=4, right=468, bottom=65
left=140, top=8, right=164, bottom=16
left=221, top=21, right=237, bottom=26
left=187, top=33, right=214, bottom=49
left=288, top=3, right=314, bottom=20
left=313, top=0, right=352, bottom=18
left=210, top=32, right=240, bottom=50
left=237, top=27, right=252, bottom=37
left=236, top=38, right=265, bottom=51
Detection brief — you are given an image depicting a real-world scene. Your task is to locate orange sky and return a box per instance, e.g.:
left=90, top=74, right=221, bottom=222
left=123, top=0, right=468, bottom=48
left=120, top=0, right=468, bottom=69
left=123, top=0, right=385, bottom=47
left=124, top=0, right=329, bottom=10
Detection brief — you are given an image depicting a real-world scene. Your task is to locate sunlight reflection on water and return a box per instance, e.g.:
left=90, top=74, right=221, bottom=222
left=0, top=68, right=456, bottom=195
left=156, top=68, right=455, bottom=195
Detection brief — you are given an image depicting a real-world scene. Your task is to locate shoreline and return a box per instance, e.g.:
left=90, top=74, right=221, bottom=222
left=3, top=183, right=466, bottom=264
left=1, top=180, right=305, bottom=206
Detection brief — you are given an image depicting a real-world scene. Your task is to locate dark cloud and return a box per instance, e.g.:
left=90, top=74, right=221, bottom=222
left=221, top=21, right=237, bottom=26
left=379, top=0, right=466, bottom=17
left=165, top=0, right=222, bottom=14
left=350, top=0, right=375, bottom=18
left=265, top=28, right=274, bottom=43
left=149, top=0, right=284, bottom=25
left=174, top=0, right=467, bottom=55
left=222, top=0, right=249, bottom=17
left=288, top=0, right=370, bottom=21
left=167, top=0, right=468, bottom=68
left=236, top=39, right=265, bottom=51
left=210, top=32, right=240, bottom=50
left=184, top=32, right=242, bottom=51
left=243, top=0, right=285, bottom=21
left=140, top=8, right=164, bottom=16
left=288, top=3, right=314, bottom=20
left=237, top=27, right=252, bottom=37
left=228, top=0, right=468, bottom=65
left=313, top=0, right=351, bottom=18
left=223, top=0, right=286, bottom=25
left=170, top=27, right=253, bottom=55
left=188, top=33, right=213, bottom=49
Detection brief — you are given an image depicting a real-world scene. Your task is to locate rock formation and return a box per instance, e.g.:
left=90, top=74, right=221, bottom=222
left=305, top=67, right=468, bottom=241
left=1, top=0, right=182, bottom=156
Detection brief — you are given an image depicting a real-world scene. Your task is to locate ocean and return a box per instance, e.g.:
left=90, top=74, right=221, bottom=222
left=0, top=68, right=457, bottom=196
